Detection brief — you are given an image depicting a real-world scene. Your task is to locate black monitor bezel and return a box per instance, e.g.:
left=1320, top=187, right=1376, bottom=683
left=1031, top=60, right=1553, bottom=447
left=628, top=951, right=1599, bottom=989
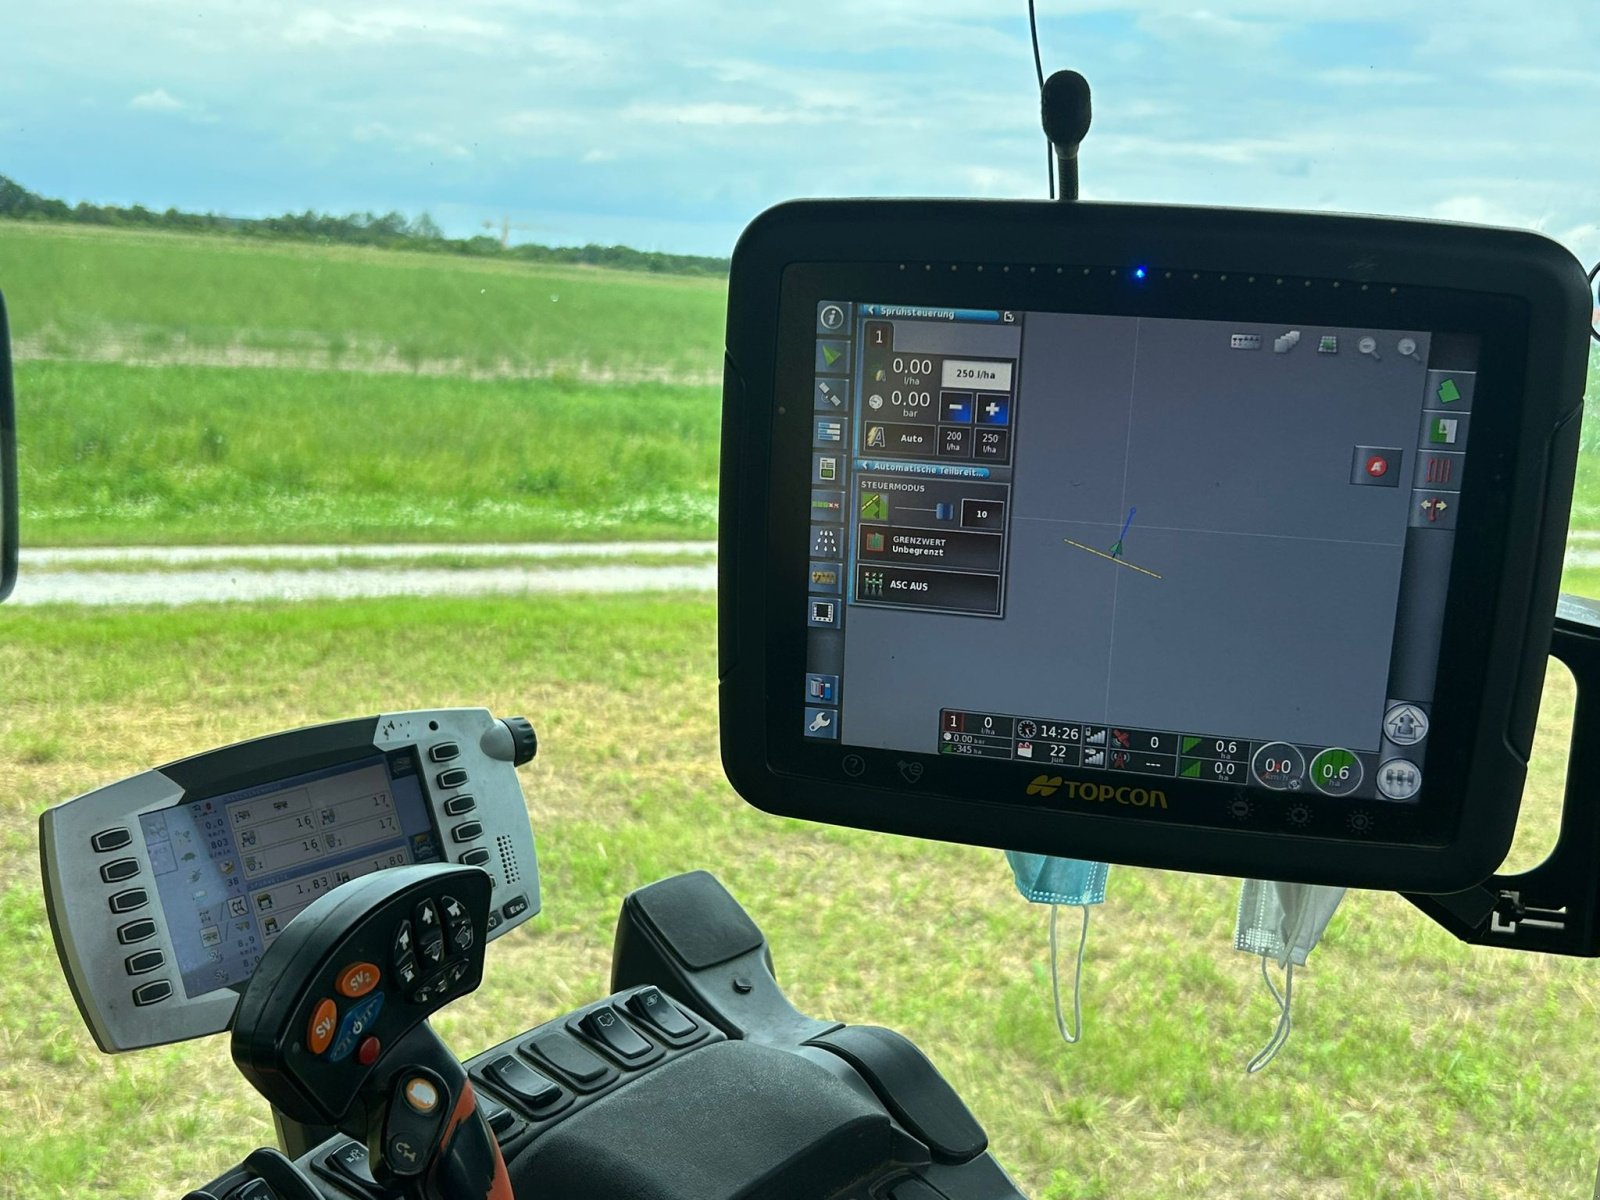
left=719, top=199, right=1590, bottom=893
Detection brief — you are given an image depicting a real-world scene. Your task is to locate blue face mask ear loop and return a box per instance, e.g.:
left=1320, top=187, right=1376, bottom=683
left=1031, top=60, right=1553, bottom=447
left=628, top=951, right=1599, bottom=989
left=1048, top=903, right=1092, bottom=1045
left=1245, top=955, right=1294, bottom=1073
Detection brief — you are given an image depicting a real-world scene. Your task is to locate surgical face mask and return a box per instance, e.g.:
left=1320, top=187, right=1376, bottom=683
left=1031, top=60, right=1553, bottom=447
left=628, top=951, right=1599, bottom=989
left=1006, top=852, right=1109, bottom=1044
left=1234, top=879, right=1346, bottom=1072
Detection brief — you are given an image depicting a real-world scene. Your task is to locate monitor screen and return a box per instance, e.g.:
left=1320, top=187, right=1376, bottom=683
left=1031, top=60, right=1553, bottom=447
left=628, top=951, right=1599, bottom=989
left=138, top=749, right=442, bottom=998
left=803, top=302, right=1475, bottom=807
left=718, top=200, right=1591, bottom=890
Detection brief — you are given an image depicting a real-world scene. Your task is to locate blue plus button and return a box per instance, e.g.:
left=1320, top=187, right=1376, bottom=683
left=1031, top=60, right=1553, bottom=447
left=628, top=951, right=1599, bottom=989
left=976, top=395, right=1010, bottom=426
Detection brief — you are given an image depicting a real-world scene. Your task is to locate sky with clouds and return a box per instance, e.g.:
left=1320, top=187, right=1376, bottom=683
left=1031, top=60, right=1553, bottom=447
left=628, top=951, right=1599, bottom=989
left=2, top=1, right=1597, bottom=266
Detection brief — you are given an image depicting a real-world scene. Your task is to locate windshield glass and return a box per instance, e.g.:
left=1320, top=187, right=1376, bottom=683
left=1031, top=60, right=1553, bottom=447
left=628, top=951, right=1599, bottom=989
left=2, top=4, right=1597, bottom=1196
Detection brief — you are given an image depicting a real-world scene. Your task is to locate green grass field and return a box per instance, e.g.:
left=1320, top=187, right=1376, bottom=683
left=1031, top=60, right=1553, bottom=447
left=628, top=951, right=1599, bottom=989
left=19, top=361, right=717, bottom=544
left=4, top=220, right=1596, bottom=546
left=0, top=222, right=725, bottom=381
left=0, top=595, right=1593, bottom=1200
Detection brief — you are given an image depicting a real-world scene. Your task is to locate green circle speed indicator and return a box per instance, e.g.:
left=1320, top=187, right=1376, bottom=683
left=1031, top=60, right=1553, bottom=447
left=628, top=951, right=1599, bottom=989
left=1309, top=747, right=1363, bottom=797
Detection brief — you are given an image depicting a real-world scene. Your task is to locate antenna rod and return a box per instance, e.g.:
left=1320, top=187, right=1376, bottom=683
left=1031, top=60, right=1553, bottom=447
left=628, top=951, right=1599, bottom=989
left=1041, top=70, right=1092, bottom=203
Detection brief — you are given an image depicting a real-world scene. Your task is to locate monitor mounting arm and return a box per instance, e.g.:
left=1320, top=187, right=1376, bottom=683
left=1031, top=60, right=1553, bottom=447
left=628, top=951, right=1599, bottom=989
left=1405, top=595, right=1600, bottom=956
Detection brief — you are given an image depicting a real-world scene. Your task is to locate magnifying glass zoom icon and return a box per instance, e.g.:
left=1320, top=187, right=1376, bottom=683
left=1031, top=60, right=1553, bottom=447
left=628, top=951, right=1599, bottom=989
left=1358, top=336, right=1381, bottom=360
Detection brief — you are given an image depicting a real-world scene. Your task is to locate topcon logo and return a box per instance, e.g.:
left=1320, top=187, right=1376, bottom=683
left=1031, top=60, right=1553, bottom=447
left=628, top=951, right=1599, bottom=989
left=1026, top=774, right=1063, bottom=796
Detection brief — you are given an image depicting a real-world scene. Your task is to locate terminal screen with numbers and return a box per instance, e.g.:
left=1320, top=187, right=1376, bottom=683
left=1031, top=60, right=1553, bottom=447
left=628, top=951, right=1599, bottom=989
left=139, top=750, right=443, bottom=998
left=799, top=300, right=1477, bottom=808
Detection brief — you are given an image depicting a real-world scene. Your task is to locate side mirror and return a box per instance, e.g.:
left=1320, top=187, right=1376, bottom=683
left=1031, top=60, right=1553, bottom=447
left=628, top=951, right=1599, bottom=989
left=0, top=290, right=14, bottom=603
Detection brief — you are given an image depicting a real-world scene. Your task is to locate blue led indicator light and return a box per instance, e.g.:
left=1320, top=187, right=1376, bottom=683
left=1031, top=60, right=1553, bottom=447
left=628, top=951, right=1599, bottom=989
left=1133, top=266, right=1148, bottom=280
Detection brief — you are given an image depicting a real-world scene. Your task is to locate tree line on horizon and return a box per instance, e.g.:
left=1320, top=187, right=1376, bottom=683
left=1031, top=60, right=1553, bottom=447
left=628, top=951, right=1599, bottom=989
left=0, top=174, right=730, bottom=276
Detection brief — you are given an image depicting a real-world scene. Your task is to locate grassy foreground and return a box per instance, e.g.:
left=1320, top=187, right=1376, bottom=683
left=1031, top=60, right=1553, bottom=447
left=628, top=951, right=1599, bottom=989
left=0, top=594, right=1594, bottom=1200
left=17, top=362, right=718, bottom=544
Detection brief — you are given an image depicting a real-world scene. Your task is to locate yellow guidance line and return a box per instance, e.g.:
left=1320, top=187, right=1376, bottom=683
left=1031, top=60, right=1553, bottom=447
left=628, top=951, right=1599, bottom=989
left=1062, top=539, right=1164, bottom=580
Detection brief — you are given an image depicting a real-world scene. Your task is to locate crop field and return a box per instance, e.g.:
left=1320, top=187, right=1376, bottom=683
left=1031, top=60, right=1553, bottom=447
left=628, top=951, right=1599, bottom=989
left=3, top=221, right=1600, bottom=1199
left=2, top=222, right=726, bottom=545
left=2, top=221, right=1597, bottom=546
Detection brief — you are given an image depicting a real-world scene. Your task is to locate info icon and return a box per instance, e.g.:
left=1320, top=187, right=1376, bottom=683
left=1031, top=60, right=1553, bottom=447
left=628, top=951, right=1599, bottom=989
left=817, top=302, right=850, bottom=334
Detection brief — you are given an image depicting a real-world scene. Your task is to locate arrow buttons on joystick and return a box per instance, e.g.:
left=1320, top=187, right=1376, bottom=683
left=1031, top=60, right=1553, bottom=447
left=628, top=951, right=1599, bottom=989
left=415, top=901, right=445, bottom=967
left=441, top=894, right=473, bottom=954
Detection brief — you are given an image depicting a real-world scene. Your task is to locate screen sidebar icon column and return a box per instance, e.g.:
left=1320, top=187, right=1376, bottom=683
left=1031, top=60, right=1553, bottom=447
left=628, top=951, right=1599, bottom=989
left=1378, top=358, right=1474, bottom=800
left=807, top=302, right=851, bottom=741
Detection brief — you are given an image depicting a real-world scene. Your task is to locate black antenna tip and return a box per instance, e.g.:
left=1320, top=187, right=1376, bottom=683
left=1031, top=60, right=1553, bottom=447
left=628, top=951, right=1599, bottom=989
left=1041, top=69, right=1092, bottom=151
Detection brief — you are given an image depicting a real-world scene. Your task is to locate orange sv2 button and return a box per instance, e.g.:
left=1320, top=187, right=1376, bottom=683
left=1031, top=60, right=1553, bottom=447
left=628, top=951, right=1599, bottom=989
left=308, top=998, right=338, bottom=1055
left=337, top=962, right=381, bottom=998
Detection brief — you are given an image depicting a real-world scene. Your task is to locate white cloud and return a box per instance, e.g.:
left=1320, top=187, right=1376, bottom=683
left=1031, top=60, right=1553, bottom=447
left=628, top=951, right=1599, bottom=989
left=621, top=102, right=797, bottom=127
left=1491, top=66, right=1600, bottom=89
left=282, top=8, right=505, bottom=46
left=1427, top=195, right=1544, bottom=230
left=129, top=88, right=184, bottom=112
left=1316, top=67, right=1435, bottom=87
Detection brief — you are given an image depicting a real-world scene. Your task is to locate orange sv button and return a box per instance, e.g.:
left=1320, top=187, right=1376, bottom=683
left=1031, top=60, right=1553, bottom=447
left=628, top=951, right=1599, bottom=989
left=337, top=962, right=381, bottom=998
left=307, top=998, right=338, bottom=1055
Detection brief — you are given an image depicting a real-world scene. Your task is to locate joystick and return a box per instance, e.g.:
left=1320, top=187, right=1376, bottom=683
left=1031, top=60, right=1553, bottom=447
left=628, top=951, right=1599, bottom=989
left=230, top=864, right=510, bottom=1200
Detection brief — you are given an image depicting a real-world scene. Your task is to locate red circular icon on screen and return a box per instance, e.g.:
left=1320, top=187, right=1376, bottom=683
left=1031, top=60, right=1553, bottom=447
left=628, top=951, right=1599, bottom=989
left=1366, top=455, right=1389, bottom=478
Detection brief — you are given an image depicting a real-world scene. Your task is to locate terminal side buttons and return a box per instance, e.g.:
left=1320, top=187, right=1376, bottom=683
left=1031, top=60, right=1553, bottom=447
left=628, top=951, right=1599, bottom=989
left=428, top=743, right=460, bottom=762
left=461, top=847, right=490, bottom=867
left=91, top=827, right=132, bottom=853
left=444, top=794, right=476, bottom=816
left=100, top=858, right=140, bottom=884
left=109, top=888, right=148, bottom=914
left=437, top=768, right=469, bottom=789
left=125, top=949, right=165, bottom=975
left=117, top=919, right=157, bottom=944
left=132, top=980, right=172, bottom=1006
